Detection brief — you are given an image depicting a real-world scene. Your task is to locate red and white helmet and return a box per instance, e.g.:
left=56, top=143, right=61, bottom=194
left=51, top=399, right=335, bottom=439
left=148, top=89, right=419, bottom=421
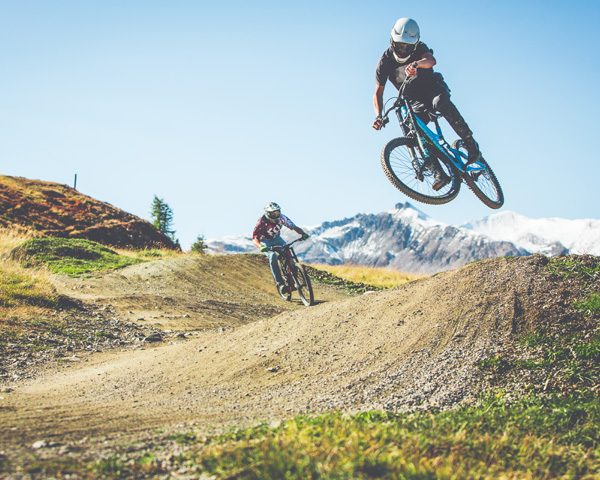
left=390, top=18, right=420, bottom=63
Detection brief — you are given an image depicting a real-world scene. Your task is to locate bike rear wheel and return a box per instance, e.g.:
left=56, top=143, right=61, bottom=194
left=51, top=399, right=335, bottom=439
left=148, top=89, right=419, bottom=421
left=381, top=137, right=460, bottom=205
left=293, top=264, right=314, bottom=307
left=453, top=140, right=504, bottom=209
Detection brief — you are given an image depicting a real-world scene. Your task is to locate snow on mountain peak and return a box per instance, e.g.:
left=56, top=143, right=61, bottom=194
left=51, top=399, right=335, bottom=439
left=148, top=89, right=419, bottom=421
left=390, top=202, right=442, bottom=227
left=464, top=211, right=600, bottom=255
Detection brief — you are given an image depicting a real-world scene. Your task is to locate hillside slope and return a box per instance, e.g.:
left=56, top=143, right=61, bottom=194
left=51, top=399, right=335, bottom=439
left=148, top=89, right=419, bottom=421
left=53, top=254, right=352, bottom=330
left=2, top=254, right=596, bottom=466
left=0, top=175, right=176, bottom=249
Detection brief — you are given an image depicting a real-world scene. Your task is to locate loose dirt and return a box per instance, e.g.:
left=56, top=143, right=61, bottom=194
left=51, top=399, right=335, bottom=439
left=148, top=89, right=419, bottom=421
left=0, top=254, right=596, bottom=472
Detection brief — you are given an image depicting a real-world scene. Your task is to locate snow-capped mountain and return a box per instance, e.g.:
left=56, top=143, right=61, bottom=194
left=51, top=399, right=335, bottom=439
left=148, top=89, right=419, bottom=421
left=462, top=211, right=600, bottom=256
left=207, top=204, right=598, bottom=273
left=291, top=204, right=526, bottom=273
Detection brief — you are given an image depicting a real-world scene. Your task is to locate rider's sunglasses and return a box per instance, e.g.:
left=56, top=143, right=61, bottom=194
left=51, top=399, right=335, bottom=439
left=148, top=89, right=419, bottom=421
left=268, top=210, right=281, bottom=219
left=391, top=41, right=415, bottom=58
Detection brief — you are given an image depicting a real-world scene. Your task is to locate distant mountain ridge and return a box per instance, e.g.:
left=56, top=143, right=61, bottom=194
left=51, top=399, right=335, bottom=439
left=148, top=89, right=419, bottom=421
left=207, top=203, right=599, bottom=273
left=462, top=211, right=600, bottom=256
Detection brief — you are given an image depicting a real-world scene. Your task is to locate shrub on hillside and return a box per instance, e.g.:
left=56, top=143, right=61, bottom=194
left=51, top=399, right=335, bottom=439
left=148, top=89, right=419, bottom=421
left=190, top=235, right=206, bottom=254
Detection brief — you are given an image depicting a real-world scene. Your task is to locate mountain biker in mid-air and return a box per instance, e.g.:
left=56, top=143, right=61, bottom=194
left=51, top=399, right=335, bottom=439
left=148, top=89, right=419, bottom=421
left=372, top=17, right=481, bottom=191
left=252, top=202, right=309, bottom=295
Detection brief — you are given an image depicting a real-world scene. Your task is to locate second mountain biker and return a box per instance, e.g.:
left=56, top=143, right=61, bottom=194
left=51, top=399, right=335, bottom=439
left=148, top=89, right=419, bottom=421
left=252, top=202, right=309, bottom=296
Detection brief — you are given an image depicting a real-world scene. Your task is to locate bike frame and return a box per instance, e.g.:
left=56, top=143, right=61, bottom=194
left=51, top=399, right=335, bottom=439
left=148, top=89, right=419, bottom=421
left=384, top=82, right=485, bottom=175
left=273, top=238, right=303, bottom=284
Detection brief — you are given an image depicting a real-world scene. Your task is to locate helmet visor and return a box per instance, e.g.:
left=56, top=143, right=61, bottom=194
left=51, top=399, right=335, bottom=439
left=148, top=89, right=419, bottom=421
left=391, top=41, right=415, bottom=59
left=267, top=210, right=281, bottom=219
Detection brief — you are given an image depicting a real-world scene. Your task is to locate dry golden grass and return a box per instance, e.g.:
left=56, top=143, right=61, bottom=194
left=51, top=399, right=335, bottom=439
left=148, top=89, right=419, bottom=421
left=309, top=263, right=425, bottom=289
left=116, top=247, right=185, bottom=260
left=0, top=229, right=57, bottom=316
left=0, top=262, right=57, bottom=314
left=0, top=228, right=33, bottom=256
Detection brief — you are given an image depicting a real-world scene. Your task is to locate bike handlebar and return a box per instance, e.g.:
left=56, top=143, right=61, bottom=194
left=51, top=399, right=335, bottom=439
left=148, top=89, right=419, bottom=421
left=269, top=237, right=305, bottom=252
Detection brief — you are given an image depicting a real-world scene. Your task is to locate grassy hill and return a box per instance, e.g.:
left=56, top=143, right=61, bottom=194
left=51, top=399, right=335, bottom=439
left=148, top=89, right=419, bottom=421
left=0, top=175, right=177, bottom=249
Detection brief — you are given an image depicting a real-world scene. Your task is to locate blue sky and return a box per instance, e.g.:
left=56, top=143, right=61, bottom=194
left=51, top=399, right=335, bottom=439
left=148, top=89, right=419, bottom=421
left=1, top=0, right=599, bottom=248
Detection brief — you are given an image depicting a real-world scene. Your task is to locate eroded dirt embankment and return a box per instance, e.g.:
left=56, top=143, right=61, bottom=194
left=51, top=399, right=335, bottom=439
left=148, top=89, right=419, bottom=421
left=1, top=255, right=595, bottom=468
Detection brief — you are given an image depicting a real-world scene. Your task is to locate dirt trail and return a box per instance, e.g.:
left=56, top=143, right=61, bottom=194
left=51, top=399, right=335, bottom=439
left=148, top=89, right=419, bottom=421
left=53, top=254, right=349, bottom=330
left=1, top=255, right=583, bottom=465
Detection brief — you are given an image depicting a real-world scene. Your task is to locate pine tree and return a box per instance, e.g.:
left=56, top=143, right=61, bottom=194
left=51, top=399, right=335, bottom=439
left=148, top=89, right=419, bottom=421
left=150, top=195, right=176, bottom=241
left=191, top=235, right=206, bottom=254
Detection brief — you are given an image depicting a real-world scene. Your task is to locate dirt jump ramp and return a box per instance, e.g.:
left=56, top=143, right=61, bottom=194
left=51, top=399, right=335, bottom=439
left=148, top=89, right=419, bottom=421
left=2, top=255, right=589, bottom=452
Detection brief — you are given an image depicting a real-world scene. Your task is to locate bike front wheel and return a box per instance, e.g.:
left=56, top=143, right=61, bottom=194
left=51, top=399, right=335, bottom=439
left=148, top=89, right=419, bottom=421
left=293, top=264, right=314, bottom=307
left=453, top=140, right=504, bottom=209
left=381, top=137, right=460, bottom=205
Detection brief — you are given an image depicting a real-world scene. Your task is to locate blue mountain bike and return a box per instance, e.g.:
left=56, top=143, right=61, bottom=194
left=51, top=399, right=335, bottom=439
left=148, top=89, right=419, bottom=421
left=379, top=79, right=504, bottom=209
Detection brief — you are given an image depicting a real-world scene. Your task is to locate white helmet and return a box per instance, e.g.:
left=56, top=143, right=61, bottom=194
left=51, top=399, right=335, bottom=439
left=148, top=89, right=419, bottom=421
left=390, top=17, right=420, bottom=63
left=264, top=202, right=281, bottom=222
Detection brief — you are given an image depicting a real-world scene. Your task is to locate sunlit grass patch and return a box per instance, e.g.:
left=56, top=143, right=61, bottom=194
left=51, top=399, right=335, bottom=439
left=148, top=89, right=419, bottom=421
left=21, top=393, right=599, bottom=479
left=310, top=263, right=423, bottom=289
left=12, top=238, right=143, bottom=277
left=174, top=394, right=598, bottom=479
left=0, top=264, right=57, bottom=309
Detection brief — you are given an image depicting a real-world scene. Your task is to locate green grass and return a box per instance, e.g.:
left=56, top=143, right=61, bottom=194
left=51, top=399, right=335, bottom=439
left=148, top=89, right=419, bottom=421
left=13, top=238, right=143, bottom=277
left=167, top=432, right=198, bottom=445
left=17, top=394, right=599, bottom=479
left=547, top=256, right=600, bottom=282
left=574, top=293, right=600, bottom=315
left=0, top=269, right=58, bottom=308
left=193, top=394, right=598, bottom=479
left=476, top=355, right=511, bottom=373
left=480, top=330, right=600, bottom=395
left=81, top=394, right=595, bottom=480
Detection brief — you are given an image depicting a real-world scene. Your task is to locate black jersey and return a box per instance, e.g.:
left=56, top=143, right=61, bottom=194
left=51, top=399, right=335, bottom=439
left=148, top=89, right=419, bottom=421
left=375, top=42, right=434, bottom=90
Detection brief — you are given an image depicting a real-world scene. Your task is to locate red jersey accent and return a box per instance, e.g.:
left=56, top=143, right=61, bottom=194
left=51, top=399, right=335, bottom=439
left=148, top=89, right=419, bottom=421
left=252, top=214, right=297, bottom=241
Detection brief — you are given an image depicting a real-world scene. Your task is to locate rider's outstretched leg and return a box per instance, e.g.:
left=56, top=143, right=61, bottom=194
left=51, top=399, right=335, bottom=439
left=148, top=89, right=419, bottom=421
left=433, top=93, right=481, bottom=164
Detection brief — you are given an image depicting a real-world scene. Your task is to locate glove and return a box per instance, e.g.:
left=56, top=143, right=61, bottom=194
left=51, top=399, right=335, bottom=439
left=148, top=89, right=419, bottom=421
left=300, top=233, right=309, bottom=241
left=372, top=115, right=383, bottom=131
left=260, top=244, right=269, bottom=253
